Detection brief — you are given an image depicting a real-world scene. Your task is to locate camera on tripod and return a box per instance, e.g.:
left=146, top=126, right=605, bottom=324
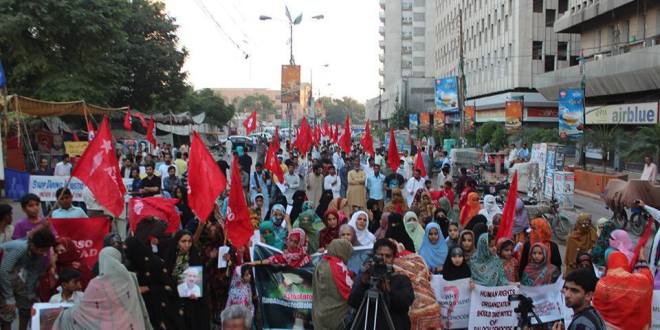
left=366, top=253, right=393, bottom=285
left=508, top=293, right=542, bottom=328
left=350, top=253, right=396, bottom=330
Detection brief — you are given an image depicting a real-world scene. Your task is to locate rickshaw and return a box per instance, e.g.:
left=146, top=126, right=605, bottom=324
left=602, top=179, right=660, bottom=236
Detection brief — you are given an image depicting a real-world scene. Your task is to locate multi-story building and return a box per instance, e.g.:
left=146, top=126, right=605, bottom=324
left=427, top=0, right=580, bottom=125
left=367, top=0, right=435, bottom=123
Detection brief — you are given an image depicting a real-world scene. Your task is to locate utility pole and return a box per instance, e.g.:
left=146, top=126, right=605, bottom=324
left=458, top=7, right=467, bottom=147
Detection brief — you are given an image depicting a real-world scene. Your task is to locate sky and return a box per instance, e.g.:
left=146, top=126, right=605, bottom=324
left=162, top=0, right=381, bottom=103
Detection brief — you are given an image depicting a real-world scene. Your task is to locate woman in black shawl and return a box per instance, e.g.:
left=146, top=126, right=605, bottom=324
left=465, top=214, right=487, bottom=232
left=124, top=217, right=185, bottom=329
left=471, top=222, right=489, bottom=249
left=442, top=247, right=471, bottom=281
left=316, top=189, right=334, bottom=219
left=163, top=230, right=210, bottom=330
left=289, top=191, right=307, bottom=222
left=385, top=213, right=416, bottom=252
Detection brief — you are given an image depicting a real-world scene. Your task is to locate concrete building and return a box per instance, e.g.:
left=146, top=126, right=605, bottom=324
left=368, top=0, right=436, bottom=123
left=535, top=0, right=660, bottom=109
left=427, top=0, right=580, bottom=125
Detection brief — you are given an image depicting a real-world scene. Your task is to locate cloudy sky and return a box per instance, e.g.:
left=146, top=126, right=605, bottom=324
left=162, top=0, right=381, bottom=103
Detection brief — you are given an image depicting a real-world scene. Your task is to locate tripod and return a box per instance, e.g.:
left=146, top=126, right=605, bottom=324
left=514, top=297, right=543, bottom=329
left=349, top=277, right=395, bottom=330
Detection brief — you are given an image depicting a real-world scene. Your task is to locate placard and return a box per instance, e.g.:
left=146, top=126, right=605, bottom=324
left=177, top=266, right=203, bottom=298
left=29, top=175, right=132, bottom=202
left=505, top=101, right=523, bottom=132
left=519, top=279, right=573, bottom=325
left=431, top=276, right=471, bottom=329
left=51, top=217, right=111, bottom=270
left=64, top=141, right=89, bottom=157
left=467, top=284, right=519, bottom=330
left=31, top=302, right=73, bottom=330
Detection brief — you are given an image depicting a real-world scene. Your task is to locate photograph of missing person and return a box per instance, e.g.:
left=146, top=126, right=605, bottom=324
left=177, top=266, right=203, bottom=298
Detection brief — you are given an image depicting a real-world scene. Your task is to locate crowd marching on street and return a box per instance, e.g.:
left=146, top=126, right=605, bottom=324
left=1, top=117, right=660, bottom=330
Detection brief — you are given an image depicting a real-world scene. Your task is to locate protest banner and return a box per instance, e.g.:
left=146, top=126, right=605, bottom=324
left=29, top=175, right=132, bottom=202
left=468, top=284, right=519, bottom=330
left=64, top=141, right=89, bottom=157
left=31, top=302, right=73, bottom=330
left=51, top=217, right=110, bottom=270
left=252, top=242, right=315, bottom=330
left=653, top=290, right=660, bottom=329
left=520, top=279, right=573, bottom=325
left=431, top=276, right=471, bottom=329
left=4, top=169, right=29, bottom=201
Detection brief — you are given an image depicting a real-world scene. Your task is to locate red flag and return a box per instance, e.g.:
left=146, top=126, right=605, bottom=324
left=188, top=131, right=227, bottom=221
left=314, top=125, right=321, bottom=146
left=387, top=128, right=400, bottom=172
left=414, top=151, right=427, bottom=177
left=294, top=118, right=313, bottom=155
left=331, top=124, right=338, bottom=143
left=146, top=115, right=156, bottom=147
left=272, top=127, right=281, bottom=151
left=128, top=197, right=180, bottom=234
left=338, top=115, right=352, bottom=154
left=496, top=171, right=519, bottom=241
left=134, top=112, right=148, bottom=128
left=225, top=156, right=254, bottom=248
left=360, top=120, right=375, bottom=156
left=123, top=109, right=132, bottom=131
left=86, top=120, right=95, bottom=142
left=243, top=111, right=257, bottom=135
left=72, top=132, right=80, bottom=142
left=71, top=117, right=125, bottom=217
left=51, top=217, right=110, bottom=270
left=323, top=121, right=329, bottom=137
left=629, top=215, right=654, bottom=271
left=265, top=144, right=284, bottom=182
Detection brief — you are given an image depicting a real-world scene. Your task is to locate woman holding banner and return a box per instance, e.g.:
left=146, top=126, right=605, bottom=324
left=469, top=234, right=508, bottom=287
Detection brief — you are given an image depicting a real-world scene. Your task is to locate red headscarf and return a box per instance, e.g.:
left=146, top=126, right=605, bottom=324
left=319, top=209, right=342, bottom=249
left=459, top=192, right=480, bottom=226
left=267, top=228, right=312, bottom=268
left=593, top=251, right=653, bottom=330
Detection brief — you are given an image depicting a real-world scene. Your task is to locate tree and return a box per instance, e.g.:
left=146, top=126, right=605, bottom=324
left=181, top=88, right=234, bottom=127
left=319, top=96, right=366, bottom=124
left=389, top=103, right=410, bottom=130
left=624, top=124, right=660, bottom=163
left=584, top=125, right=625, bottom=173
left=0, top=0, right=188, bottom=111
left=235, top=94, right=275, bottom=120
left=476, top=121, right=498, bottom=146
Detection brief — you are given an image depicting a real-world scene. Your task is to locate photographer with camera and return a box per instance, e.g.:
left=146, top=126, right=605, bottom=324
left=551, top=268, right=605, bottom=330
left=347, top=238, right=414, bottom=330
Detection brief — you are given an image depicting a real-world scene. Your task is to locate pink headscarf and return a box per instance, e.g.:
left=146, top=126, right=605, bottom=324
left=609, top=229, right=634, bottom=261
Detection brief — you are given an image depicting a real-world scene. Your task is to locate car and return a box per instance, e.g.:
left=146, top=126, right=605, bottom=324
left=227, top=135, right=255, bottom=152
left=249, top=132, right=272, bottom=143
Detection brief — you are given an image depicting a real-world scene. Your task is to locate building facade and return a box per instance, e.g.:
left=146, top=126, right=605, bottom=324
left=427, top=0, right=580, bottom=124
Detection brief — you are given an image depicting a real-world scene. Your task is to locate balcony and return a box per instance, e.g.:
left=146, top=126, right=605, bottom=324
left=401, top=47, right=412, bottom=54
left=379, top=54, right=384, bottom=62
left=402, top=1, right=413, bottom=10
left=379, top=0, right=385, bottom=9
left=554, top=0, right=636, bottom=33
left=379, top=26, right=385, bottom=36
left=379, top=40, right=385, bottom=49
left=379, top=11, right=385, bottom=22
left=402, top=32, right=412, bottom=40
left=379, top=68, right=385, bottom=76
left=402, top=16, right=413, bottom=25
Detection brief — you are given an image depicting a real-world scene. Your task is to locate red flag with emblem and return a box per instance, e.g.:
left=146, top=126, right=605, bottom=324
left=265, top=143, right=284, bottom=182
left=414, top=151, right=427, bottom=177
left=333, top=124, right=339, bottom=142
left=360, top=120, right=375, bottom=156
left=128, top=197, right=180, bottom=234
left=314, top=125, right=321, bottom=146
left=496, top=171, right=519, bottom=241
left=123, top=108, right=132, bottom=131
left=294, top=118, right=313, bottom=155
left=323, top=121, right=329, bottom=137
left=134, top=112, right=148, bottom=128
left=71, top=117, right=125, bottom=217
left=225, top=156, right=254, bottom=248
left=243, top=111, right=257, bottom=135
left=188, top=131, right=227, bottom=221
left=338, top=115, right=352, bottom=154
left=146, top=116, right=156, bottom=147
left=86, top=120, right=95, bottom=142
left=387, top=128, right=400, bottom=172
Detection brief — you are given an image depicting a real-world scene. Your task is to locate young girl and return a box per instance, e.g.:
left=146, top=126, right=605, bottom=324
left=469, top=234, right=509, bottom=287
left=251, top=229, right=311, bottom=268
left=226, top=265, right=254, bottom=313
left=442, top=247, right=471, bottom=281
left=318, top=209, right=341, bottom=251
left=459, top=230, right=476, bottom=261
left=497, top=238, right=519, bottom=283
left=446, top=222, right=460, bottom=250
left=521, top=243, right=561, bottom=286
left=419, top=223, right=448, bottom=274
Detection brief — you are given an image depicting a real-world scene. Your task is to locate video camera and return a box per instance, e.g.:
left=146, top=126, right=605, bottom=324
left=508, top=294, right=542, bottom=328
left=364, top=253, right=394, bottom=285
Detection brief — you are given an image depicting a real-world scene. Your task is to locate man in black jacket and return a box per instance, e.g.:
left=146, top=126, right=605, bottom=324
left=348, top=239, right=414, bottom=329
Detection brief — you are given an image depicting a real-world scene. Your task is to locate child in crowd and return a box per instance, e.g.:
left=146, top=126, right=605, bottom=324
left=521, top=243, right=561, bottom=286
left=49, top=268, right=83, bottom=304
left=459, top=230, right=476, bottom=261
left=442, top=247, right=471, bottom=281
left=446, top=222, right=460, bottom=250
left=12, top=193, right=57, bottom=240
left=497, top=238, right=519, bottom=283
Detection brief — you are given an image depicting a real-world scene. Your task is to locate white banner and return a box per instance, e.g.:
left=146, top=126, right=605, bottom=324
left=431, top=276, right=471, bottom=329
left=29, top=175, right=132, bottom=202
left=468, top=284, right=519, bottom=330
left=652, top=290, right=660, bottom=329
left=520, top=279, right=573, bottom=325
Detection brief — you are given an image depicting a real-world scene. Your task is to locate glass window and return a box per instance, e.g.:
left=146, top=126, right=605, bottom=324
left=544, top=55, right=555, bottom=72
left=546, top=9, right=556, bottom=27
left=533, top=0, right=543, bottom=13
left=558, top=42, right=568, bottom=61
left=532, top=41, right=543, bottom=60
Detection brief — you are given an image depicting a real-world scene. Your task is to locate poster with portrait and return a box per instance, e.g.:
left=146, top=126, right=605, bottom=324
left=177, top=266, right=203, bottom=298
left=31, top=302, right=73, bottom=330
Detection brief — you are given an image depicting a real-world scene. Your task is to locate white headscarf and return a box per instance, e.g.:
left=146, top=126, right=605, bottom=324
left=348, top=211, right=376, bottom=246
left=479, top=194, right=502, bottom=227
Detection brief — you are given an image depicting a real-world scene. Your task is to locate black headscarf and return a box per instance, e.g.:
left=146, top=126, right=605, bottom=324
left=465, top=214, right=487, bottom=232
left=472, top=223, right=488, bottom=249
left=385, top=213, right=416, bottom=252
left=316, top=189, right=334, bottom=219
left=433, top=211, right=450, bottom=238
left=289, top=191, right=307, bottom=221
left=442, top=247, right=471, bottom=281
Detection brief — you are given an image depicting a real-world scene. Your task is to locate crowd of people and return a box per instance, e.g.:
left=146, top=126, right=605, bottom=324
left=0, top=135, right=659, bottom=330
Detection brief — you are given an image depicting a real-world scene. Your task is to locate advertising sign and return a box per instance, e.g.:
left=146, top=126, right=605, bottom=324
left=409, top=113, right=419, bottom=130
left=434, top=111, right=445, bottom=131
left=464, top=105, right=475, bottom=132
left=281, top=65, right=301, bottom=103
left=586, top=102, right=659, bottom=125
left=475, top=109, right=505, bottom=123
left=419, top=112, right=431, bottom=129
left=435, top=77, right=459, bottom=113
left=505, top=101, right=523, bottom=132
left=558, top=88, right=584, bottom=139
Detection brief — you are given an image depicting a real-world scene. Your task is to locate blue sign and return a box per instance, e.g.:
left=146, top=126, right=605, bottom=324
left=4, top=169, right=29, bottom=201
left=0, top=60, right=6, bottom=88
left=558, top=88, right=584, bottom=140
left=435, top=76, right=459, bottom=113
left=408, top=113, right=419, bottom=129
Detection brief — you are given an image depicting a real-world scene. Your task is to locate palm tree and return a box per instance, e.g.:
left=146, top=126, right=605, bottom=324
left=584, top=125, right=625, bottom=173
left=624, top=124, right=660, bottom=164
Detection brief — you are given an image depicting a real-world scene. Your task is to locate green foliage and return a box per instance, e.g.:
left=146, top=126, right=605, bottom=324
left=509, top=127, right=562, bottom=145
left=319, top=96, right=365, bottom=124
left=0, top=0, right=188, bottom=111
left=622, top=124, right=660, bottom=163
left=389, top=103, right=409, bottom=130
left=491, top=126, right=507, bottom=150
left=234, top=94, right=276, bottom=120
left=182, top=88, right=235, bottom=127
left=476, top=121, right=499, bottom=146
left=584, top=125, right=625, bottom=173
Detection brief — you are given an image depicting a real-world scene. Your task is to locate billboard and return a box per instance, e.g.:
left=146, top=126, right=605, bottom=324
left=464, top=105, right=475, bottom=132
left=419, top=112, right=430, bottom=129
left=558, top=88, right=584, bottom=140
left=281, top=65, right=301, bottom=103
left=585, top=102, right=659, bottom=125
left=434, top=112, right=445, bottom=131
left=435, top=77, right=459, bottom=113
left=505, top=101, right=523, bottom=132
left=408, top=113, right=419, bottom=130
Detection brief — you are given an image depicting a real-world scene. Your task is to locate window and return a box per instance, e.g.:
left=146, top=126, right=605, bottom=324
left=546, top=9, right=556, bottom=27
left=533, top=0, right=543, bottom=13
left=558, top=41, right=568, bottom=61
left=532, top=41, right=543, bottom=60
left=544, top=55, right=555, bottom=72
left=558, top=0, right=568, bottom=14
left=570, top=55, right=580, bottom=66
left=413, top=13, right=425, bottom=21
